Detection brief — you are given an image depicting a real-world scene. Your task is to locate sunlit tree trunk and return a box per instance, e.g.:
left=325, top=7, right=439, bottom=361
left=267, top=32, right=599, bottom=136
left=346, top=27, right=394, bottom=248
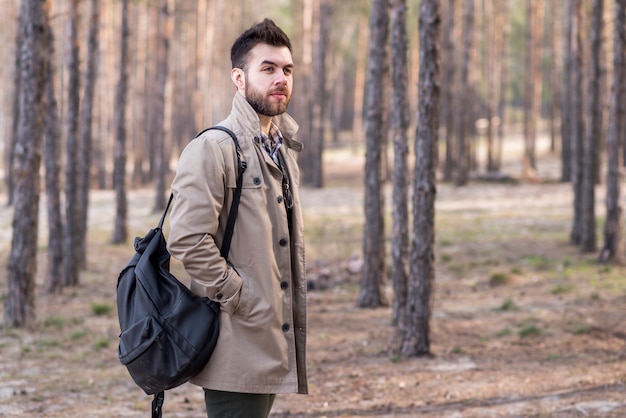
left=483, top=0, right=496, bottom=172
left=561, top=0, right=574, bottom=182
left=399, top=0, right=439, bottom=357
left=63, top=0, right=81, bottom=287
left=77, top=0, right=101, bottom=269
left=112, top=0, right=130, bottom=244
left=43, top=13, right=64, bottom=295
left=570, top=0, right=584, bottom=246
left=441, top=0, right=455, bottom=181
left=352, top=15, right=368, bottom=152
left=548, top=0, right=561, bottom=153
left=389, top=0, right=409, bottom=327
left=495, top=0, right=510, bottom=172
left=359, top=0, right=389, bottom=309
left=301, top=0, right=329, bottom=188
left=152, top=0, right=171, bottom=211
left=6, top=7, right=23, bottom=207
left=522, top=0, right=542, bottom=179
left=600, top=0, right=626, bottom=263
left=5, top=0, right=49, bottom=328
left=455, top=0, right=473, bottom=186
left=580, top=0, right=604, bottom=253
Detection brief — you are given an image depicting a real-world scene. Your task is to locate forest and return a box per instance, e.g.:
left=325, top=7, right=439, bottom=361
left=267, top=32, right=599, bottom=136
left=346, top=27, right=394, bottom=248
left=1, top=0, right=626, bottom=416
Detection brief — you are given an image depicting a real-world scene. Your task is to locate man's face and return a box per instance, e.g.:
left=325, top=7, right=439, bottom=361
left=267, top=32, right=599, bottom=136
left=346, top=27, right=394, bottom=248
left=239, top=43, right=294, bottom=117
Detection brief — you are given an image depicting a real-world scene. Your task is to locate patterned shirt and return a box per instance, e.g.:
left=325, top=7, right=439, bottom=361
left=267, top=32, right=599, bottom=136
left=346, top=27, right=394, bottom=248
left=260, top=123, right=284, bottom=167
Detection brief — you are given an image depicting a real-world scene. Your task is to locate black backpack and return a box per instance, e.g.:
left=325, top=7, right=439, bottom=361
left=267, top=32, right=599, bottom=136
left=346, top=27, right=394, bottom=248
left=116, top=126, right=246, bottom=418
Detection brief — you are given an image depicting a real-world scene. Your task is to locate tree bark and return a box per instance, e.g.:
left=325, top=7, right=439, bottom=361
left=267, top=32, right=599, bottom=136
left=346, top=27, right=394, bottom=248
left=152, top=0, right=171, bottom=212
left=441, top=0, right=455, bottom=181
left=6, top=7, right=23, bottom=207
left=580, top=0, right=604, bottom=253
left=5, top=0, right=49, bottom=328
left=389, top=0, right=409, bottom=328
left=495, top=0, right=510, bottom=173
left=569, top=0, right=585, bottom=246
left=600, top=0, right=626, bottom=263
left=63, top=0, right=81, bottom=287
left=561, top=0, right=574, bottom=182
left=400, top=0, right=440, bottom=357
left=358, top=0, right=389, bottom=309
left=43, top=11, right=64, bottom=294
left=455, top=0, right=473, bottom=187
left=111, top=0, right=130, bottom=244
left=522, top=0, right=542, bottom=179
left=77, top=0, right=101, bottom=269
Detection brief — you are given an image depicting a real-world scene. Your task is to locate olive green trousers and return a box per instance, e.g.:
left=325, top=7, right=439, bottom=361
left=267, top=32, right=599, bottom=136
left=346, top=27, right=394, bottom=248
left=204, top=389, right=276, bottom=418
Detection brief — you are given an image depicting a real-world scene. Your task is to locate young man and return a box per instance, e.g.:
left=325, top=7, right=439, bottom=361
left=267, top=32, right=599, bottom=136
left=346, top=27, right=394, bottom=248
left=167, top=19, right=307, bottom=418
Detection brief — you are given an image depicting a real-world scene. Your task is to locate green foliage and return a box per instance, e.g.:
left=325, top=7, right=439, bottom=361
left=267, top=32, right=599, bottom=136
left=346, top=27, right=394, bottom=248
left=91, top=302, right=112, bottom=316
left=519, top=324, right=541, bottom=338
left=489, top=272, right=511, bottom=287
left=42, top=315, right=65, bottom=331
left=499, top=298, right=516, bottom=311
left=495, top=328, right=513, bottom=338
left=93, top=338, right=110, bottom=350
left=550, top=283, right=574, bottom=295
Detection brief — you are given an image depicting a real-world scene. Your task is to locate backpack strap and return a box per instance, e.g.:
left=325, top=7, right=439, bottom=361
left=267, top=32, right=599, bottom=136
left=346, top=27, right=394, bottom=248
left=160, top=125, right=246, bottom=256
left=204, top=126, right=247, bottom=258
left=152, top=391, right=164, bottom=418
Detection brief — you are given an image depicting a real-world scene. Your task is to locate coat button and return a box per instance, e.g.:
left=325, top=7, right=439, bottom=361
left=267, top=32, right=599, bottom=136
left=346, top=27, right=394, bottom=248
left=277, top=196, right=283, bottom=204
left=215, top=292, right=223, bottom=300
left=282, top=323, right=290, bottom=332
left=280, top=281, right=289, bottom=289
left=253, top=177, right=261, bottom=185
left=279, top=238, right=288, bottom=247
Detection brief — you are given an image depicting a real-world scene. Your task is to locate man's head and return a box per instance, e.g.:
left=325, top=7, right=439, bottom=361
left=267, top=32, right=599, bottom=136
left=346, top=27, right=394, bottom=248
left=230, top=19, right=294, bottom=118
left=231, top=18, right=292, bottom=71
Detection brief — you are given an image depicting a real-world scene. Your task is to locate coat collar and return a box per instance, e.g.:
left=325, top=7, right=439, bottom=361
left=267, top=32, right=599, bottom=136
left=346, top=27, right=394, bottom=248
left=231, top=92, right=303, bottom=153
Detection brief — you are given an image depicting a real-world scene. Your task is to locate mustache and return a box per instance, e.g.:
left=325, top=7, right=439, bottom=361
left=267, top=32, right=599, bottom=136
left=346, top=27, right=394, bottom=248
left=269, top=87, right=289, bottom=95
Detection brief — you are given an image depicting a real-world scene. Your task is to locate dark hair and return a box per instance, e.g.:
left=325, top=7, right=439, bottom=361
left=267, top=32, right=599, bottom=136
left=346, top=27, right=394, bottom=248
left=231, top=18, right=292, bottom=70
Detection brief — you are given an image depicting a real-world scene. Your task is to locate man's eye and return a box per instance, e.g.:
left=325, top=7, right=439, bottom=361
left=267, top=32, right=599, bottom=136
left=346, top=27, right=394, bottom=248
left=263, top=67, right=273, bottom=72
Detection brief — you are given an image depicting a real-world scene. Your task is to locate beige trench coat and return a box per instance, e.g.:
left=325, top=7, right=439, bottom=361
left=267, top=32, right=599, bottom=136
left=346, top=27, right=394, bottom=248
left=167, top=93, right=307, bottom=395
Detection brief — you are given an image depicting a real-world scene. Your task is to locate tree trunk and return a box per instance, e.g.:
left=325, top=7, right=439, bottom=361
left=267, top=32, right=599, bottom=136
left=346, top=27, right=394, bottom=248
left=5, top=0, right=49, bottom=328
left=600, top=0, right=626, bottom=263
left=152, top=0, right=171, bottom=212
left=63, top=0, right=81, bottom=287
left=580, top=0, right=604, bottom=253
left=352, top=15, right=368, bottom=153
left=301, top=0, right=329, bottom=188
left=522, top=0, right=542, bottom=179
left=561, top=0, right=574, bottom=182
left=358, top=0, right=389, bottom=309
left=400, top=0, right=440, bottom=357
left=455, top=0, right=473, bottom=187
left=43, top=11, right=64, bottom=295
left=441, top=0, right=455, bottom=181
left=77, top=0, right=101, bottom=269
left=570, top=0, right=585, bottom=246
left=495, top=0, right=510, bottom=173
left=111, top=0, right=130, bottom=244
left=389, top=0, right=409, bottom=328
left=484, top=0, right=496, bottom=172
left=6, top=7, right=23, bottom=207
left=548, top=0, right=561, bottom=153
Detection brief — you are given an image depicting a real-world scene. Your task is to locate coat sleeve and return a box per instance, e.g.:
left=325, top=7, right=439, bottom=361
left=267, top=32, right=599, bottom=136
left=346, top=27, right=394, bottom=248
left=167, top=136, right=242, bottom=314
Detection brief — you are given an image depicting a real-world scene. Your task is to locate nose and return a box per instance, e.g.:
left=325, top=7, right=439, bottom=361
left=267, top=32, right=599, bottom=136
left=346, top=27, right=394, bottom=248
left=274, top=71, right=288, bottom=86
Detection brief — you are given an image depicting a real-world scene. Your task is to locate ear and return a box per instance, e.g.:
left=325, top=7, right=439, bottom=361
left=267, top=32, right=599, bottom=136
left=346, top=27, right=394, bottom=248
left=231, top=68, right=245, bottom=92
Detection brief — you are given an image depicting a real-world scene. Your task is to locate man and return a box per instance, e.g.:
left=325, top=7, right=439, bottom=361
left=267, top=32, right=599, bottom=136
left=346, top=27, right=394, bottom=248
left=167, top=19, right=307, bottom=418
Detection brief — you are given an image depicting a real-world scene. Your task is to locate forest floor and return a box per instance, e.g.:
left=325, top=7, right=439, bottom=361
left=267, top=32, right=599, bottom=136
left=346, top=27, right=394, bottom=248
left=0, top=133, right=625, bottom=417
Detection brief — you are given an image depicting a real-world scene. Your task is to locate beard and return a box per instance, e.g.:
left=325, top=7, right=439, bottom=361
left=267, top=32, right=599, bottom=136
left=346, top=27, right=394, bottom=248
left=245, top=82, right=291, bottom=117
